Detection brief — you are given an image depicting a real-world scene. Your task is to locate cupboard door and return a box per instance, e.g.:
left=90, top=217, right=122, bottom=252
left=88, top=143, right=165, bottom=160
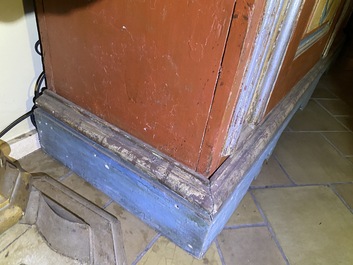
left=266, top=0, right=345, bottom=114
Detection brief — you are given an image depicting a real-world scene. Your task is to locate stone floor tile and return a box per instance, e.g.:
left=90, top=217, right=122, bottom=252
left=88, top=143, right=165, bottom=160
left=218, top=227, right=286, bottom=265
left=0, top=223, right=30, bottom=251
left=333, top=183, right=353, bottom=210
left=253, top=186, right=353, bottom=265
left=0, top=225, right=81, bottom=265
left=105, top=202, right=157, bottom=265
left=336, top=116, right=353, bottom=131
left=18, top=149, right=70, bottom=179
left=314, top=74, right=337, bottom=91
left=275, top=132, right=353, bottom=184
left=226, top=192, right=263, bottom=226
left=61, top=173, right=111, bottom=208
left=288, top=100, right=346, bottom=131
left=311, top=87, right=337, bottom=99
left=137, top=237, right=221, bottom=265
left=317, top=99, right=353, bottom=116
left=323, top=73, right=353, bottom=107
left=323, top=132, right=353, bottom=156
left=251, top=156, right=292, bottom=188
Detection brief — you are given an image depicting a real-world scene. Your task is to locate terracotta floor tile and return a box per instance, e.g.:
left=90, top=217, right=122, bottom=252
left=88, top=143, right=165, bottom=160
left=323, top=132, right=353, bottom=156
left=275, top=132, right=353, bottom=184
left=333, top=183, right=353, bottom=210
left=317, top=99, right=353, bottom=116
left=18, top=150, right=70, bottom=179
left=137, top=237, right=221, bottom=265
left=251, top=156, right=292, bottom=188
left=253, top=186, right=353, bottom=265
left=61, top=173, right=111, bottom=208
left=288, top=100, right=346, bottom=131
left=218, top=227, right=286, bottom=265
left=226, top=192, right=263, bottom=226
left=105, top=202, right=157, bottom=265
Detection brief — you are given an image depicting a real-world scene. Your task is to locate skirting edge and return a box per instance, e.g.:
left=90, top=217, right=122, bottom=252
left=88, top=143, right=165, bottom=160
left=35, top=53, right=332, bottom=257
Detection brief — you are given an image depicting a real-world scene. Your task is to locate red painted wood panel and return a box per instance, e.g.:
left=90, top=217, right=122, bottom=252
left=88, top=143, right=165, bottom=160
left=196, top=0, right=266, bottom=175
left=36, top=0, right=235, bottom=172
left=266, top=0, right=346, bottom=114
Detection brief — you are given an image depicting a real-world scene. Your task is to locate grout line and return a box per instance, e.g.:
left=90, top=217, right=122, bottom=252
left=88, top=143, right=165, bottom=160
left=131, top=233, right=161, bottom=265
left=333, top=114, right=351, bottom=117
left=251, top=182, right=353, bottom=190
left=311, top=97, right=336, bottom=100
left=249, top=184, right=297, bottom=190
left=57, top=170, right=74, bottom=182
left=320, top=133, right=346, bottom=157
left=346, top=157, right=353, bottom=166
left=326, top=180, right=353, bottom=184
left=329, top=184, right=353, bottom=214
left=214, top=238, right=227, bottom=265
left=313, top=99, right=341, bottom=118
left=332, top=116, right=353, bottom=132
left=273, top=155, right=297, bottom=186
left=0, top=225, right=32, bottom=254
left=311, top=96, right=338, bottom=100
left=314, top=98, right=352, bottom=120
left=311, top=87, right=338, bottom=99
left=250, top=184, right=295, bottom=190
left=250, top=191, right=290, bottom=265
left=223, top=222, right=267, bottom=230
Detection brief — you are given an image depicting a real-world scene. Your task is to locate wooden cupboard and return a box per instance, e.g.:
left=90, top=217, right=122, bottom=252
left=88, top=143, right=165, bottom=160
left=35, top=0, right=267, bottom=177
left=34, top=0, right=353, bottom=257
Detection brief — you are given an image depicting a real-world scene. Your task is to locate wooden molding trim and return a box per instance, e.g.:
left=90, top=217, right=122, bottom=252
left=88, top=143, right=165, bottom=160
left=35, top=46, right=335, bottom=257
left=222, top=0, right=304, bottom=156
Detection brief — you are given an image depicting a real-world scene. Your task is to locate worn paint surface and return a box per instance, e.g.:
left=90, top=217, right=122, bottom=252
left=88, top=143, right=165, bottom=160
left=34, top=48, right=334, bottom=256
left=35, top=0, right=235, bottom=173
left=265, top=0, right=345, bottom=114
left=221, top=0, right=293, bottom=157
left=196, top=0, right=266, bottom=175
left=35, top=109, right=212, bottom=258
left=36, top=91, right=213, bottom=212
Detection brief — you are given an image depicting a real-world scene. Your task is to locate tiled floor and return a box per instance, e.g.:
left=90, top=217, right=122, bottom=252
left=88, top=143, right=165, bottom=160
left=2, top=40, right=353, bottom=265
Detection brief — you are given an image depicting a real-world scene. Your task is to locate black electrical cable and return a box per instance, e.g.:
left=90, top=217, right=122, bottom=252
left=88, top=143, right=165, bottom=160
left=0, top=111, right=34, bottom=139
left=34, top=40, right=42, bottom=56
left=30, top=71, right=46, bottom=128
left=33, top=71, right=46, bottom=103
left=0, top=70, right=46, bottom=139
left=0, top=39, right=46, bottom=139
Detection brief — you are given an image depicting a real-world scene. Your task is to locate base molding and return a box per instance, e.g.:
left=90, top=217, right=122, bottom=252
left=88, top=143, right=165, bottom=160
left=35, top=54, right=331, bottom=257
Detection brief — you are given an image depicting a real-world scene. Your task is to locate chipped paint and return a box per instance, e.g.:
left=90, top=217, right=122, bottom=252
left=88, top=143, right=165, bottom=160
left=222, top=0, right=303, bottom=156
left=37, top=0, right=235, bottom=173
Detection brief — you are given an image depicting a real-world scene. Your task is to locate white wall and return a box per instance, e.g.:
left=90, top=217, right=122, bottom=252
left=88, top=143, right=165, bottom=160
left=0, top=0, right=42, bottom=142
